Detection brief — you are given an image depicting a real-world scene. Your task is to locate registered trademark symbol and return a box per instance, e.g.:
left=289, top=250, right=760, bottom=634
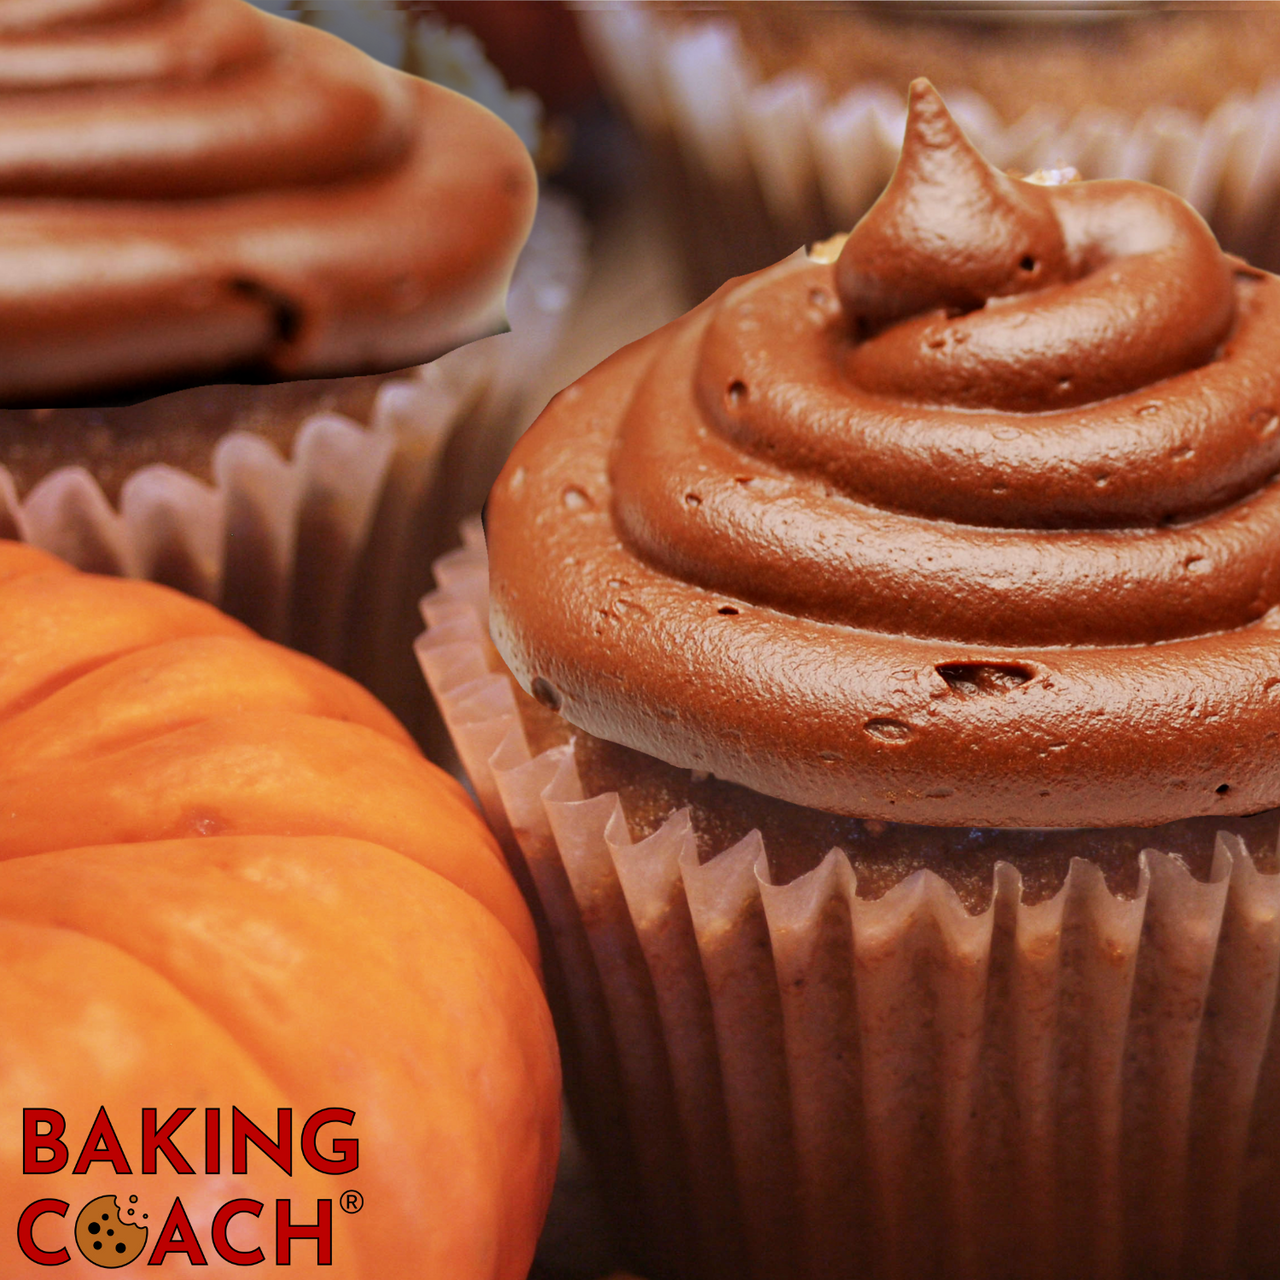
left=340, top=1190, right=363, bottom=1214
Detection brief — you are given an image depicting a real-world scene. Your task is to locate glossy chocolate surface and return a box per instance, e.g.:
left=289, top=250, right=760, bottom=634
left=488, top=82, right=1280, bottom=828
left=0, top=0, right=536, bottom=405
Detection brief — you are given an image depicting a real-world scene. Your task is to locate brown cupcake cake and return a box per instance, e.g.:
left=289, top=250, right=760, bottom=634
left=0, top=0, right=556, bottom=738
left=424, top=82, right=1280, bottom=1279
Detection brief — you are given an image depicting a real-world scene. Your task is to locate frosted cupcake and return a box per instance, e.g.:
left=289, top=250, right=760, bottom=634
left=423, top=83, right=1280, bottom=1280
left=579, top=2, right=1280, bottom=300
left=0, top=0, right=576, bottom=738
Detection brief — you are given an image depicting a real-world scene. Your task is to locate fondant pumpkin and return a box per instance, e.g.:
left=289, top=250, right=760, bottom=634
left=0, top=542, right=558, bottom=1278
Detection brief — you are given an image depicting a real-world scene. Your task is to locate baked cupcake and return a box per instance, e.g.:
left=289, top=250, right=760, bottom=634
left=423, top=82, right=1280, bottom=1279
left=0, top=0, right=573, bottom=739
left=579, top=2, right=1280, bottom=300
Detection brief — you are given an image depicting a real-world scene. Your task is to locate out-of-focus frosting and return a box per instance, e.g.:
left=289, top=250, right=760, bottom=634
left=0, top=0, right=536, bottom=405
left=488, top=80, right=1280, bottom=829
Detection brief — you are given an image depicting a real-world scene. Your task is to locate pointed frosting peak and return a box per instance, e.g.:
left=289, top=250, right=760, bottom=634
left=835, top=79, right=1070, bottom=325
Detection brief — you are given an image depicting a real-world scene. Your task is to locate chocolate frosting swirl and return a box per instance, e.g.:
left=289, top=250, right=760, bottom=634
left=488, top=81, right=1280, bottom=828
left=0, top=0, right=536, bottom=405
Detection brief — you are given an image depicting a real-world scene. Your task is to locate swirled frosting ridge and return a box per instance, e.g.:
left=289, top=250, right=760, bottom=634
left=488, top=81, right=1280, bottom=828
left=0, top=0, right=536, bottom=405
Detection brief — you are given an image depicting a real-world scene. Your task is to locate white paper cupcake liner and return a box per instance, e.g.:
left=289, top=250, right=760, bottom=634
left=0, top=192, right=585, bottom=744
left=418, top=535, right=1280, bottom=1280
left=578, top=3, right=1280, bottom=297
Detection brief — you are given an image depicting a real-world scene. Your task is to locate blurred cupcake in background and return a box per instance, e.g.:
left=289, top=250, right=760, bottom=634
left=0, top=0, right=586, bottom=745
left=578, top=1, right=1280, bottom=300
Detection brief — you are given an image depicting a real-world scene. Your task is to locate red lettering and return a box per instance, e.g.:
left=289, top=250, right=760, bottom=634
left=73, top=1107, right=131, bottom=1175
left=142, top=1108, right=195, bottom=1175
left=147, top=1198, right=207, bottom=1266
left=232, top=1108, right=291, bottom=1176
left=211, top=1200, right=264, bottom=1267
left=16, top=1200, right=69, bottom=1265
left=301, top=1109, right=357, bottom=1175
left=22, top=1110, right=67, bottom=1174
left=205, top=1109, right=219, bottom=1176
left=275, top=1200, right=331, bottom=1266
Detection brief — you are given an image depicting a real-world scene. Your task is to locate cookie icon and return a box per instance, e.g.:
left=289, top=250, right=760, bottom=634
left=74, top=1196, right=147, bottom=1268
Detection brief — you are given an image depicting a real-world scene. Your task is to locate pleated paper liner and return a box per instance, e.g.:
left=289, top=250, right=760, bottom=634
left=0, top=194, right=584, bottom=749
left=578, top=5, right=1280, bottom=301
left=418, top=534, right=1280, bottom=1280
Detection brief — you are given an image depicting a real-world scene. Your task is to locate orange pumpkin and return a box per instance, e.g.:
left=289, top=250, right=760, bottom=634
left=0, top=542, right=559, bottom=1278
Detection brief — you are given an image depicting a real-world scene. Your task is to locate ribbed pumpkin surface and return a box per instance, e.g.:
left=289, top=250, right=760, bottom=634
left=0, top=542, right=558, bottom=1278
